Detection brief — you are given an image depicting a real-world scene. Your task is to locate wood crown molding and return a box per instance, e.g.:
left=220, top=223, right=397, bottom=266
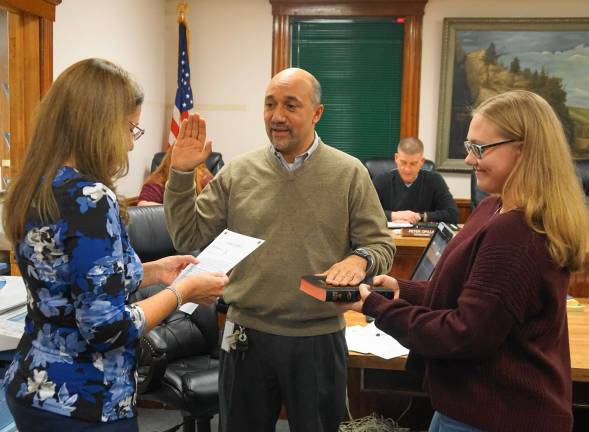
left=0, top=0, right=61, bottom=21
left=270, top=0, right=427, bottom=17
left=269, top=0, right=428, bottom=137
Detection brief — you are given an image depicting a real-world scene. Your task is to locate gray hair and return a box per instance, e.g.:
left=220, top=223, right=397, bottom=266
left=310, top=75, right=322, bottom=106
left=398, top=137, right=424, bottom=155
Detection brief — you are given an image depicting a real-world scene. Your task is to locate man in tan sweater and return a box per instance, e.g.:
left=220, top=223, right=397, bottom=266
left=164, top=68, right=395, bottom=432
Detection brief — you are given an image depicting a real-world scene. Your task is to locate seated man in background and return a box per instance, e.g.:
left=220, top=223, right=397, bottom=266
left=373, top=137, right=458, bottom=224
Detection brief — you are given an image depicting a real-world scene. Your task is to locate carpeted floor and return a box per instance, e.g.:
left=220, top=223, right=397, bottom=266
left=137, top=408, right=291, bottom=432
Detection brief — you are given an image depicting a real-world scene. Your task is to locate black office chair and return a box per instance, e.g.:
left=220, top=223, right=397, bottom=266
left=574, top=159, right=589, bottom=201
left=364, top=157, right=435, bottom=180
left=151, top=151, right=225, bottom=175
left=127, top=205, right=220, bottom=432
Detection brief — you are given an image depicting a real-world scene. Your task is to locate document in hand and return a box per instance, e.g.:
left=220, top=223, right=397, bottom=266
left=174, top=229, right=265, bottom=314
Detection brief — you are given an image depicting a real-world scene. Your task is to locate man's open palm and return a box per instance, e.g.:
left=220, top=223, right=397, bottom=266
left=171, top=113, right=212, bottom=172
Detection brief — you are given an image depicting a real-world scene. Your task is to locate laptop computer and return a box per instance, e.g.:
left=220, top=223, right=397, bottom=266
left=410, top=222, right=454, bottom=281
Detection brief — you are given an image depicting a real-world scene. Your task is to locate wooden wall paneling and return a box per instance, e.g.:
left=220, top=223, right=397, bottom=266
left=399, top=15, right=421, bottom=138
left=39, top=17, right=53, bottom=95
left=22, top=13, right=41, bottom=174
left=569, top=253, right=589, bottom=298
left=455, top=198, right=471, bottom=224
left=0, top=0, right=59, bottom=21
left=8, top=11, right=24, bottom=178
left=270, top=0, right=428, bottom=17
left=271, top=14, right=290, bottom=76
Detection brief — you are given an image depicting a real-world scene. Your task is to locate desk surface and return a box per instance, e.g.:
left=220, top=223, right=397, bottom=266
left=346, top=298, right=589, bottom=382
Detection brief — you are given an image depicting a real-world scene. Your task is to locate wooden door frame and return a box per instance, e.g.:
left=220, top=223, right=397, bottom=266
left=269, top=0, right=428, bottom=138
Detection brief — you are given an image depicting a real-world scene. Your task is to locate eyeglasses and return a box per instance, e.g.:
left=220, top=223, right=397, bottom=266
left=128, top=121, right=145, bottom=141
left=464, top=139, right=518, bottom=159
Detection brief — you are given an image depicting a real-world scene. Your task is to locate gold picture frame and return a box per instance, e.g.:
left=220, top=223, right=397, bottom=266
left=436, top=17, right=589, bottom=172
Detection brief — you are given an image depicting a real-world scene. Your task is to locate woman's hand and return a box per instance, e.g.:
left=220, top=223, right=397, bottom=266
left=175, top=272, right=229, bottom=305
left=337, top=274, right=400, bottom=313
left=337, top=283, right=373, bottom=313
left=142, top=255, right=198, bottom=287
left=372, top=274, right=400, bottom=298
left=171, top=113, right=213, bottom=172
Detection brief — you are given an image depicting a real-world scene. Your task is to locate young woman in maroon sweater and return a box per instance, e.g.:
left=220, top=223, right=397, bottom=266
left=342, top=90, right=588, bottom=432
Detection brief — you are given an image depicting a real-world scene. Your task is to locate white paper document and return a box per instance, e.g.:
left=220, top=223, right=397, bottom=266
left=0, top=276, right=27, bottom=314
left=0, top=305, right=27, bottom=351
left=346, top=321, right=409, bottom=360
left=176, top=229, right=265, bottom=314
left=387, top=222, right=413, bottom=229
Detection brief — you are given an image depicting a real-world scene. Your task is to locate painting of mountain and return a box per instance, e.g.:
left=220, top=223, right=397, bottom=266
left=437, top=19, right=589, bottom=170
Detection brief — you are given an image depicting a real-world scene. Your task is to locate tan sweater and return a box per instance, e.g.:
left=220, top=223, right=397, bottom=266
left=165, top=141, right=395, bottom=336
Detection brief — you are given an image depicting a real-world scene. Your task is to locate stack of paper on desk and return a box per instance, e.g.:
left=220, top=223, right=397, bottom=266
left=0, top=277, right=26, bottom=314
left=346, top=322, right=409, bottom=360
left=0, top=306, right=26, bottom=351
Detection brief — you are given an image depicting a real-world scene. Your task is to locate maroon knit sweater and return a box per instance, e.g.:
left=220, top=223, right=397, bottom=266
left=363, top=197, right=572, bottom=432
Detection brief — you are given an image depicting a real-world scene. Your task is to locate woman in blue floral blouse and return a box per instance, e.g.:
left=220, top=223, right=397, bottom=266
left=1, top=59, right=228, bottom=431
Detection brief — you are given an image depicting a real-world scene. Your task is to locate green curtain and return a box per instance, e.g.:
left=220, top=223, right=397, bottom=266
left=291, top=20, right=404, bottom=161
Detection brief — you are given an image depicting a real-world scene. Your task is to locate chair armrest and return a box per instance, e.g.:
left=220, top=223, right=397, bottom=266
left=138, top=331, right=168, bottom=394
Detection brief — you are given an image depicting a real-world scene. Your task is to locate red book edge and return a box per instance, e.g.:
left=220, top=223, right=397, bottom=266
left=300, top=276, right=328, bottom=301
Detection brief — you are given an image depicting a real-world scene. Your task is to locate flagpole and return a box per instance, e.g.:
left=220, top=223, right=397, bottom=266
left=168, top=1, right=194, bottom=149
left=177, top=1, right=190, bottom=74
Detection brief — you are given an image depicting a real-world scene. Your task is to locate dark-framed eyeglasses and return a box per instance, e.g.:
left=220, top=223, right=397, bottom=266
left=128, top=121, right=145, bottom=141
left=464, top=139, right=518, bottom=159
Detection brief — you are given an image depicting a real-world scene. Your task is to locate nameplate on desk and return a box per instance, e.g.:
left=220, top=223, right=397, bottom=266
left=400, top=227, right=435, bottom=237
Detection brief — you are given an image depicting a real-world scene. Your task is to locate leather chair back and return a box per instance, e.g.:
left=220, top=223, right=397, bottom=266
left=127, top=205, right=175, bottom=262
left=575, top=160, right=589, bottom=199
left=364, top=157, right=435, bottom=180
left=151, top=151, right=225, bottom=175
left=127, top=206, right=221, bottom=428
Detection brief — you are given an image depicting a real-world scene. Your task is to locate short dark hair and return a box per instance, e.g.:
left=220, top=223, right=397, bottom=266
left=398, top=137, right=424, bottom=155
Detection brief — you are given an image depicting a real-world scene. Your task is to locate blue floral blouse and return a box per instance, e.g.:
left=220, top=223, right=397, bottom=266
left=2, top=166, right=145, bottom=422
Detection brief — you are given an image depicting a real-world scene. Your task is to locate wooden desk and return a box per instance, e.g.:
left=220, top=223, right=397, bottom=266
left=389, top=230, right=430, bottom=280
left=346, top=300, right=589, bottom=428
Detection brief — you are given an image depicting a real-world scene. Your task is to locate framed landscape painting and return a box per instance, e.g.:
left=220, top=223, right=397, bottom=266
left=436, top=18, right=589, bottom=171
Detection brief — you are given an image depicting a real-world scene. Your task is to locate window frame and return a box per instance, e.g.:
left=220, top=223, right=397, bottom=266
left=269, top=0, right=428, bottom=138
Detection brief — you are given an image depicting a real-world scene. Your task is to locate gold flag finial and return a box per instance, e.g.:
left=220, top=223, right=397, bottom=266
left=177, top=1, right=189, bottom=23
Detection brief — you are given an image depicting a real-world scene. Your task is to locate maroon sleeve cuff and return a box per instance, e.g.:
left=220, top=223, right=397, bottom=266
left=397, top=279, right=428, bottom=305
left=362, top=291, right=393, bottom=317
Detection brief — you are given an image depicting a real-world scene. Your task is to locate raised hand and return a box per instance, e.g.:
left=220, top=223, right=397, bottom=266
left=171, top=113, right=213, bottom=172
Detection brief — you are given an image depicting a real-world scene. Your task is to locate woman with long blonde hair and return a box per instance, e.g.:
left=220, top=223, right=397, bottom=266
left=342, top=90, right=587, bottom=432
left=2, top=58, right=228, bottom=431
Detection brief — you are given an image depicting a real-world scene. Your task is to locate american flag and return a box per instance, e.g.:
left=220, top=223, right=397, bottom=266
left=168, top=21, right=194, bottom=146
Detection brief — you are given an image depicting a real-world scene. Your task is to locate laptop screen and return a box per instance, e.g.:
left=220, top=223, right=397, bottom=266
left=410, top=222, right=454, bottom=281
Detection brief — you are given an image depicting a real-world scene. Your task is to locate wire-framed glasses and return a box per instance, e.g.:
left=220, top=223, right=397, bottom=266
left=464, top=139, right=518, bottom=159
left=128, top=121, right=145, bottom=141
